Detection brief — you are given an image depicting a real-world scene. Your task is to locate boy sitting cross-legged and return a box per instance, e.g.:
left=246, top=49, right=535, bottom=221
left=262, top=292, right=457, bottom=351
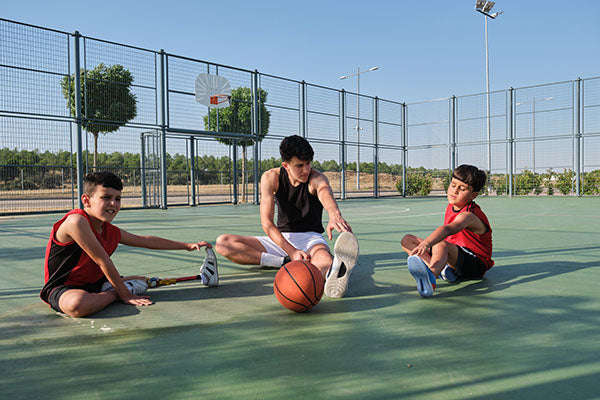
left=40, top=171, right=216, bottom=317
left=401, top=164, right=494, bottom=297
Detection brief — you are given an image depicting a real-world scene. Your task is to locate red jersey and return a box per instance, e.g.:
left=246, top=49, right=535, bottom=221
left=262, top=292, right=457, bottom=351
left=444, top=202, right=494, bottom=270
left=40, top=209, right=121, bottom=303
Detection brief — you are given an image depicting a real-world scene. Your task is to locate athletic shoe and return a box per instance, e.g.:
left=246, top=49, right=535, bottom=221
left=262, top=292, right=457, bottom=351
left=325, top=231, right=359, bottom=298
left=440, top=264, right=458, bottom=283
left=101, top=279, right=148, bottom=295
left=200, top=247, right=219, bottom=287
left=407, top=255, right=436, bottom=298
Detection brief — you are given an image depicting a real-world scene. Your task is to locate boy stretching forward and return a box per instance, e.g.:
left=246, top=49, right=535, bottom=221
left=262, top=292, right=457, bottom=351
left=40, top=171, right=216, bottom=317
left=401, top=164, right=494, bottom=297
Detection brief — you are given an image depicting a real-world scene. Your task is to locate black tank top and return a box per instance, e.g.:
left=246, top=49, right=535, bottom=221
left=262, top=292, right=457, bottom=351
left=275, top=167, right=324, bottom=233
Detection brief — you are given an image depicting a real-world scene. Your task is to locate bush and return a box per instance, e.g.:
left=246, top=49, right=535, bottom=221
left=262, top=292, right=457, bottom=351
left=490, top=174, right=508, bottom=195
left=515, top=170, right=542, bottom=195
left=582, top=170, right=600, bottom=195
left=555, top=169, right=574, bottom=195
left=395, top=173, right=432, bottom=196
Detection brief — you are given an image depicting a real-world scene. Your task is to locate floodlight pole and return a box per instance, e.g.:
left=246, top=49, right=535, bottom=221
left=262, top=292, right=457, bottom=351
left=340, top=66, right=378, bottom=191
left=475, top=1, right=503, bottom=182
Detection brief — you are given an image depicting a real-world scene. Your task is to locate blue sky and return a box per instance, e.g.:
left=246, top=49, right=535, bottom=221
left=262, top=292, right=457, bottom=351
left=3, top=0, right=598, bottom=103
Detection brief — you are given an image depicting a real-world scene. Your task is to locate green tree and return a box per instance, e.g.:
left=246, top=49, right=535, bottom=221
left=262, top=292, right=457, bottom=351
left=203, top=87, right=270, bottom=201
left=61, top=63, right=137, bottom=170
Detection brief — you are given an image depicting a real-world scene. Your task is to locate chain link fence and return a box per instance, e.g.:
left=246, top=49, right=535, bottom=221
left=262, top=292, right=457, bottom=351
left=1, top=18, right=599, bottom=215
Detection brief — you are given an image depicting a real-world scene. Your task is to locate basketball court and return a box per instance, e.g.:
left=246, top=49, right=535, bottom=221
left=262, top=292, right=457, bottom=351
left=1, top=196, right=599, bottom=399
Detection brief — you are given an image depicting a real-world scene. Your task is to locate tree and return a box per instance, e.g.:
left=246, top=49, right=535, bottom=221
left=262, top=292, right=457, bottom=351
left=203, top=87, right=270, bottom=201
left=61, top=63, right=137, bottom=170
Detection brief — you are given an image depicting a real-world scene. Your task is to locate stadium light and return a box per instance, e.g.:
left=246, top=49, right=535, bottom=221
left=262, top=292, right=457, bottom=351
left=474, top=1, right=503, bottom=180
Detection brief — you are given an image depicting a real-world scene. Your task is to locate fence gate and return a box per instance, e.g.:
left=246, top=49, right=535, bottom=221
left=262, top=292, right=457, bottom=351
left=141, top=130, right=162, bottom=208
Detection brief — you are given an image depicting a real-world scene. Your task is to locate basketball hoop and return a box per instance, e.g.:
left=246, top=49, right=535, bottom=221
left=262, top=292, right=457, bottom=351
left=195, top=73, right=232, bottom=109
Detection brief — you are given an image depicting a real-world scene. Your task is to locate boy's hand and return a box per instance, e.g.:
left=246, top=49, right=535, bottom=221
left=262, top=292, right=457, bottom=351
left=187, top=241, right=213, bottom=251
left=326, top=215, right=352, bottom=240
left=411, top=241, right=430, bottom=257
left=121, top=294, right=154, bottom=306
left=289, top=248, right=311, bottom=262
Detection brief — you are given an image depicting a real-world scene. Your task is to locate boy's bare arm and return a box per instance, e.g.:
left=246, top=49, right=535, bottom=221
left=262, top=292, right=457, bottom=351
left=411, top=212, right=482, bottom=256
left=313, top=172, right=351, bottom=240
left=259, top=169, right=309, bottom=260
left=61, top=215, right=152, bottom=306
left=119, top=230, right=211, bottom=251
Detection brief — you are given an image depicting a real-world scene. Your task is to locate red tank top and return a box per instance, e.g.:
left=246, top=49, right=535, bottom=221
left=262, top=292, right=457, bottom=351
left=444, top=202, right=494, bottom=270
left=40, top=209, right=121, bottom=303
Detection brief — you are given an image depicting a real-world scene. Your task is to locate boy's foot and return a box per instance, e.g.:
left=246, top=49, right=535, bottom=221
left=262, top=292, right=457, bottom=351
left=407, top=255, right=436, bottom=298
left=325, top=232, right=359, bottom=298
left=102, top=279, right=148, bottom=295
left=200, top=247, right=219, bottom=287
left=440, top=264, right=458, bottom=283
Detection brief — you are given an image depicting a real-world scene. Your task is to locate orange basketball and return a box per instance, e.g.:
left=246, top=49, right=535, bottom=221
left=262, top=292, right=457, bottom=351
left=274, top=260, right=325, bottom=312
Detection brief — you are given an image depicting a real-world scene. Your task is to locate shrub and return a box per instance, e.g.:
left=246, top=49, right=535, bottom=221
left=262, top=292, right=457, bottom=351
left=515, top=170, right=542, bottom=195
left=555, top=169, right=574, bottom=195
left=395, top=173, right=432, bottom=196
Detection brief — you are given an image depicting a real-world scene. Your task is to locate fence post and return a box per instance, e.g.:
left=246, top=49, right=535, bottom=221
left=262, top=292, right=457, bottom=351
left=402, top=103, right=407, bottom=197
left=300, top=80, right=307, bottom=138
left=140, top=133, right=147, bottom=207
left=73, top=31, right=84, bottom=209
left=189, top=136, right=196, bottom=206
left=232, top=141, right=238, bottom=205
left=373, top=97, right=379, bottom=198
left=575, top=78, right=582, bottom=196
left=159, top=50, right=168, bottom=209
left=508, top=87, right=514, bottom=197
left=252, top=71, right=260, bottom=204
left=450, top=96, right=456, bottom=173
left=339, top=90, right=347, bottom=200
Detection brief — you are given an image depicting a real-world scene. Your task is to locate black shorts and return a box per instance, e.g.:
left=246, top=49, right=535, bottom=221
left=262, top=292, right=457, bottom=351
left=47, top=277, right=108, bottom=313
left=454, top=246, right=487, bottom=279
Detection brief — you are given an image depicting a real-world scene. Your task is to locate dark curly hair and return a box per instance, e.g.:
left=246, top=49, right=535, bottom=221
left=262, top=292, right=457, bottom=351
left=279, top=135, right=314, bottom=162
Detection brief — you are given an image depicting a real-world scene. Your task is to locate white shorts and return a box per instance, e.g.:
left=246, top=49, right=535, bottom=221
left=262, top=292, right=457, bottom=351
left=256, top=231, right=330, bottom=257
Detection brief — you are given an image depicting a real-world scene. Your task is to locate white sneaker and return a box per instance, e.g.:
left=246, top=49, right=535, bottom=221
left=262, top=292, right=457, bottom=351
left=101, top=279, right=148, bottom=295
left=324, top=232, right=359, bottom=298
left=200, top=247, right=218, bottom=287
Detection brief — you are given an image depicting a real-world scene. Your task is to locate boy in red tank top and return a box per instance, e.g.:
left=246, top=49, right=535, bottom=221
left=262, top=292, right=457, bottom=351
left=41, top=172, right=214, bottom=317
left=401, top=165, right=494, bottom=297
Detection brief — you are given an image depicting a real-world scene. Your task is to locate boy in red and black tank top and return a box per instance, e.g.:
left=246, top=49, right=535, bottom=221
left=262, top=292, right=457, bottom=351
left=401, top=165, right=494, bottom=297
left=40, top=171, right=213, bottom=317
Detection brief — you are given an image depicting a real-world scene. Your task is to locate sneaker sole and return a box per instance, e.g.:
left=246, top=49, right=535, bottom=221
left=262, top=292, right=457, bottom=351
left=201, top=248, right=219, bottom=287
left=407, top=256, right=434, bottom=298
left=325, top=232, right=359, bottom=298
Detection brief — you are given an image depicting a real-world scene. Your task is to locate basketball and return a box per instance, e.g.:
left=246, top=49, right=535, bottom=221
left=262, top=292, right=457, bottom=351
left=274, top=260, right=325, bottom=312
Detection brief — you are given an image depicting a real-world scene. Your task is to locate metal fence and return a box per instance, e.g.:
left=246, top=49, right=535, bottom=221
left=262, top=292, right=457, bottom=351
left=1, top=18, right=599, bottom=215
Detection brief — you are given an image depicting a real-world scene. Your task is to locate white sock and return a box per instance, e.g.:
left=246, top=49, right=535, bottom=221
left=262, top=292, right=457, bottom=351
left=260, top=253, right=285, bottom=267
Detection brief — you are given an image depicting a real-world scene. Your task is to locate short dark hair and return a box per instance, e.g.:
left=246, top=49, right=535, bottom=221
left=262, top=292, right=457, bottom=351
left=452, top=164, right=487, bottom=192
left=83, top=171, right=123, bottom=195
left=279, top=135, right=314, bottom=162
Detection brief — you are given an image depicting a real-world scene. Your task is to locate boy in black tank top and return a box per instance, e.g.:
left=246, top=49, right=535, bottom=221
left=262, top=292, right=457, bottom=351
left=215, top=135, right=359, bottom=298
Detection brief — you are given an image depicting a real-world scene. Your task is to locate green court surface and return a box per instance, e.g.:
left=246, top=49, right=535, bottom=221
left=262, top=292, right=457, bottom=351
left=1, top=197, right=599, bottom=399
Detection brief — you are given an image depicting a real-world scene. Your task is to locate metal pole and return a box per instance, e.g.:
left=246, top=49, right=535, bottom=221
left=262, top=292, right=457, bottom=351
left=340, top=90, right=347, bottom=200
left=73, top=31, right=84, bottom=209
left=159, top=50, right=168, bottom=209
left=508, top=88, right=514, bottom=197
left=300, top=80, right=307, bottom=138
left=356, top=67, right=360, bottom=191
left=189, top=136, right=196, bottom=206
left=252, top=71, right=260, bottom=204
left=402, top=103, right=407, bottom=197
left=575, top=78, right=581, bottom=196
left=232, top=140, right=238, bottom=204
left=140, top=133, right=147, bottom=208
left=373, top=97, right=379, bottom=198
left=532, top=97, right=536, bottom=173
left=485, top=16, right=492, bottom=178
left=450, top=96, right=456, bottom=172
